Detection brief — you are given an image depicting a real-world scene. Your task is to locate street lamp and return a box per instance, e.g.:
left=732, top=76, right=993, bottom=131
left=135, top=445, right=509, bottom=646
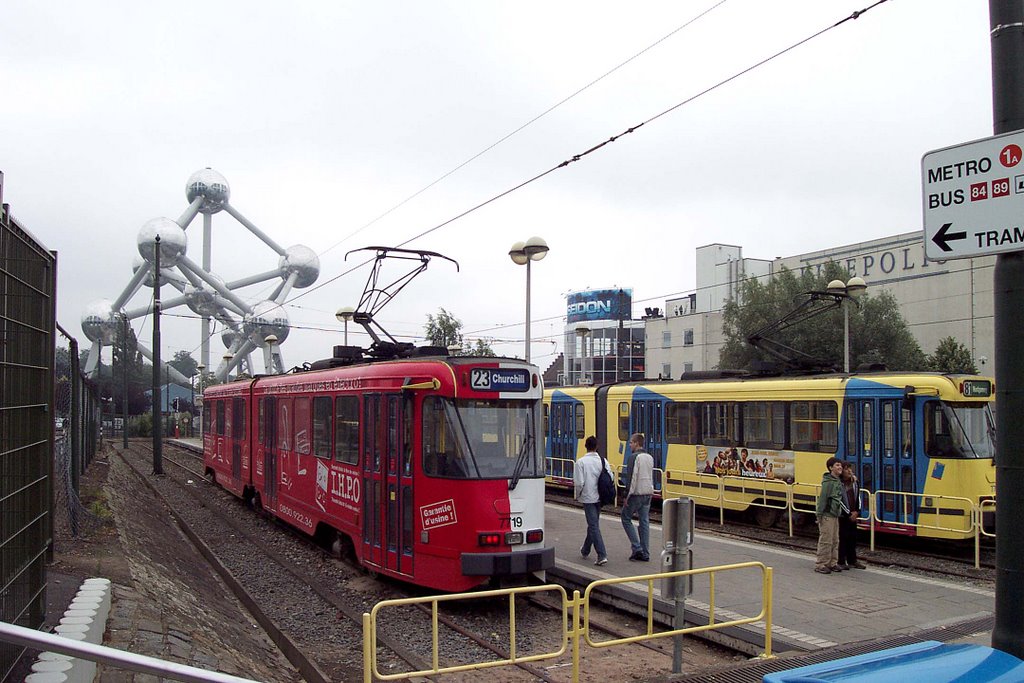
left=509, top=236, right=549, bottom=363
left=264, top=334, right=278, bottom=374
left=827, top=277, right=867, bottom=373
left=196, top=363, right=205, bottom=440
left=336, top=306, right=355, bottom=346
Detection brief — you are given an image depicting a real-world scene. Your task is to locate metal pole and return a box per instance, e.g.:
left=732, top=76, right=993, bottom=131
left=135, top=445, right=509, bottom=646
left=525, top=259, right=532, bottom=362
left=344, top=319, right=349, bottom=346
left=843, top=300, right=850, bottom=374
left=122, top=314, right=128, bottom=448
left=991, top=0, right=1024, bottom=658
left=152, top=236, right=163, bottom=475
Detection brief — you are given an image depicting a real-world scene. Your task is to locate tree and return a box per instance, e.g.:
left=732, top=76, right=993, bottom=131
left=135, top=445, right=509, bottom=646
left=927, top=336, right=978, bottom=374
left=169, top=350, right=198, bottom=379
left=424, top=308, right=464, bottom=349
left=424, top=308, right=496, bottom=356
left=719, top=263, right=926, bottom=372
left=466, top=338, right=497, bottom=357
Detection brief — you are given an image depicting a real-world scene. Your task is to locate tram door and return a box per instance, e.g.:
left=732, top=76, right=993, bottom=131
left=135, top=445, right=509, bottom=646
left=362, top=393, right=409, bottom=575
left=549, top=400, right=581, bottom=481
left=846, top=399, right=914, bottom=525
left=263, top=396, right=278, bottom=511
left=630, top=399, right=664, bottom=489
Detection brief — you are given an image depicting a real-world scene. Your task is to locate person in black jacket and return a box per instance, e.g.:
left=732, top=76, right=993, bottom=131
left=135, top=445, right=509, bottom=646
left=836, top=462, right=867, bottom=570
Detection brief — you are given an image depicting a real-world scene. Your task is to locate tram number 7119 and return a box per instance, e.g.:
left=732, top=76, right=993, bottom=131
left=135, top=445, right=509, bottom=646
left=501, top=515, right=524, bottom=530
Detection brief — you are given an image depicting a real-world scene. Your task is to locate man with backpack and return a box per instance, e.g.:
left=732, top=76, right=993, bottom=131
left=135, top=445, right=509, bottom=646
left=574, top=435, right=613, bottom=566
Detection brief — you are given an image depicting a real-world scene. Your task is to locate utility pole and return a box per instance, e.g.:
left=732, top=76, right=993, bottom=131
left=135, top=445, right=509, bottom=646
left=990, top=0, right=1024, bottom=658
left=121, top=314, right=128, bottom=450
left=152, top=236, right=163, bottom=475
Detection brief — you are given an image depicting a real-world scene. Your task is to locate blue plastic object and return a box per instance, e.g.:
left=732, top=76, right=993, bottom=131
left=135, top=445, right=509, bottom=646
left=762, top=641, right=1024, bottom=683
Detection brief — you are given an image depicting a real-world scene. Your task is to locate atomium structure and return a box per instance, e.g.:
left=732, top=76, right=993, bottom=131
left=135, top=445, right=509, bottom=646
left=81, top=168, right=320, bottom=385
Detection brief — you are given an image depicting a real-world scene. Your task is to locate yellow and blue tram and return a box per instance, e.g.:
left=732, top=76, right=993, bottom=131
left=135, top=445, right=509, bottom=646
left=545, top=372, right=995, bottom=540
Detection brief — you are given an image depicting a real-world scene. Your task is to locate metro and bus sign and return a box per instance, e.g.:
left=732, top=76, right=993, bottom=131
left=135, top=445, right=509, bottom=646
left=922, top=130, right=1024, bottom=261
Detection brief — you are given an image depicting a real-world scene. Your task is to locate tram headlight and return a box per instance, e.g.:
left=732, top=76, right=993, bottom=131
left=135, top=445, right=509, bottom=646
left=505, top=532, right=524, bottom=545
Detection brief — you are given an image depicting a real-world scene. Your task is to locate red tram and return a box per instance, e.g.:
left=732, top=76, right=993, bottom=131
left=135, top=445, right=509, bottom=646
left=201, top=354, right=553, bottom=592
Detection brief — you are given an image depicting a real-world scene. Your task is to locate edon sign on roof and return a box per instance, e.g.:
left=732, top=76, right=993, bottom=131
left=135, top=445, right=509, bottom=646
left=922, top=130, right=1024, bottom=261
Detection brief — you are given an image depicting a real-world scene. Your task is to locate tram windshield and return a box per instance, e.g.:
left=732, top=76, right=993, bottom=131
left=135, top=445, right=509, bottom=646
left=422, top=396, right=542, bottom=480
left=924, top=401, right=995, bottom=459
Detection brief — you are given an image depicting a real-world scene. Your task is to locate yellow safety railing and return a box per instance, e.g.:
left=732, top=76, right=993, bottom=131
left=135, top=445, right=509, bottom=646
left=580, top=562, right=774, bottom=656
left=363, top=583, right=568, bottom=682
left=663, top=470, right=725, bottom=525
left=363, top=562, right=774, bottom=682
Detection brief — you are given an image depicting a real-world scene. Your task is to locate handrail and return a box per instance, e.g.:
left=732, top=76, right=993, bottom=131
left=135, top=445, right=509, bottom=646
left=0, top=621, right=259, bottom=683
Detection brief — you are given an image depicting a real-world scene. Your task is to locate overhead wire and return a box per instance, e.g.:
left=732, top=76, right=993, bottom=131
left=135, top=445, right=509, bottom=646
left=288, top=0, right=890, bottom=308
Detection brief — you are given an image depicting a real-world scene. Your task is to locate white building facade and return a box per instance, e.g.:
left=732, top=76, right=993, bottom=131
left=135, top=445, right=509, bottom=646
left=645, top=233, right=994, bottom=378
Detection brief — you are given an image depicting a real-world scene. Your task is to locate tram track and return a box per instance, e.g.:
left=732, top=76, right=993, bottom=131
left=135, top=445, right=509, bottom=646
left=123, top=440, right=715, bottom=681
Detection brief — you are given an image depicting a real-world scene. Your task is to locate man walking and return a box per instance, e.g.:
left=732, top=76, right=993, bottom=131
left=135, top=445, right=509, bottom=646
left=814, top=457, right=848, bottom=574
left=574, top=436, right=612, bottom=566
left=621, top=433, right=654, bottom=561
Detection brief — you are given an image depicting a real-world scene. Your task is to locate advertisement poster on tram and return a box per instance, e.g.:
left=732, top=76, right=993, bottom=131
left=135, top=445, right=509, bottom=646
left=696, top=445, right=795, bottom=484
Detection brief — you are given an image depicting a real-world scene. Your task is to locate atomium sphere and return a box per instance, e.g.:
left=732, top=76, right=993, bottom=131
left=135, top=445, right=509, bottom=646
left=221, top=328, right=243, bottom=352
left=186, top=168, right=230, bottom=215
left=278, top=245, right=320, bottom=289
left=137, top=217, right=187, bottom=267
left=132, top=254, right=180, bottom=288
left=81, top=300, right=119, bottom=344
left=243, top=300, right=291, bottom=348
left=184, top=277, right=224, bottom=317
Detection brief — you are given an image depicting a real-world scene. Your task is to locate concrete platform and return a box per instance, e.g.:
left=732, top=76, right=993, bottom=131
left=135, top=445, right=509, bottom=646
left=543, top=502, right=995, bottom=655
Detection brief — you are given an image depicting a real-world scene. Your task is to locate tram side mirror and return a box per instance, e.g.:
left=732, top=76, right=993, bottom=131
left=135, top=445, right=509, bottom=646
left=903, top=385, right=916, bottom=411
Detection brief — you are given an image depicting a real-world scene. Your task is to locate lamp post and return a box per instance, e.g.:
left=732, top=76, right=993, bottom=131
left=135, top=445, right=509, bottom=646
left=827, top=277, right=867, bottom=373
left=509, top=237, right=549, bottom=363
left=264, top=334, right=278, bottom=374
left=196, top=363, right=205, bottom=440
left=336, top=306, right=355, bottom=346
left=189, top=370, right=196, bottom=438
left=223, top=352, right=233, bottom=382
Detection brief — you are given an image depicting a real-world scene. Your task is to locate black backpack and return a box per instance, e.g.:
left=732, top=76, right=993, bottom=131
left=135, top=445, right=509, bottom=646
left=597, top=455, right=616, bottom=506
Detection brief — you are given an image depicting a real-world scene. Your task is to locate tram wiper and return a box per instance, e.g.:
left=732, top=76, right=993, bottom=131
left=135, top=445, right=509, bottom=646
left=509, top=434, right=534, bottom=491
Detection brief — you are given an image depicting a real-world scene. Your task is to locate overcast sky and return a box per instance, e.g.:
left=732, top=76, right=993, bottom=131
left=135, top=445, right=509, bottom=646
left=0, top=1, right=993, bottom=374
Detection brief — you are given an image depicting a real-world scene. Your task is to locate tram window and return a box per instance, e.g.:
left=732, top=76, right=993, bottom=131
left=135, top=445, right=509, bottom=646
left=334, top=396, right=359, bottom=464
left=702, top=402, right=740, bottom=447
left=575, top=406, right=585, bottom=439
left=901, top=465, right=914, bottom=493
left=216, top=400, right=225, bottom=436
left=791, top=401, right=838, bottom=453
left=204, top=400, right=212, bottom=433
left=232, top=398, right=245, bottom=439
left=901, top=407, right=913, bottom=458
left=422, top=396, right=468, bottom=478
left=402, top=485, right=413, bottom=555
left=861, top=402, right=873, bottom=457
left=665, top=402, right=699, bottom=445
left=861, top=463, right=874, bottom=493
left=744, top=402, right=785, bottom=449
left=845, top=403, right=857, bottom=456
left=387, top=397, right=399, bottom=463
left=618, top=402, right=630, bottom=442
left=924, top=401, right=963, bottom=458
left=543, top=404, right=549, bottom=439
left=294, top=398, right=310, bottom=455
left=883, top=403, right=895, bottom=458
left=277, top=399, right=292, bottom=451
left=257, top=398, right=265, bottom=442
left=402, top=394, right=413, bottom=476
left=312, top=396, right=332, bottom=459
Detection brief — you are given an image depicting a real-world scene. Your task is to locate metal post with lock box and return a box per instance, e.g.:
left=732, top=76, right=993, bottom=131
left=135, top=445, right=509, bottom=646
left=661, top=497, right=695, bottom=673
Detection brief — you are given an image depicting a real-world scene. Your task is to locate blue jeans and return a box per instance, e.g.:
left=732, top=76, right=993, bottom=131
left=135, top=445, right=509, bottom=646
left=620, top=494, right=652, bottom=558
left=581, top=502, right=607, bottom=560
